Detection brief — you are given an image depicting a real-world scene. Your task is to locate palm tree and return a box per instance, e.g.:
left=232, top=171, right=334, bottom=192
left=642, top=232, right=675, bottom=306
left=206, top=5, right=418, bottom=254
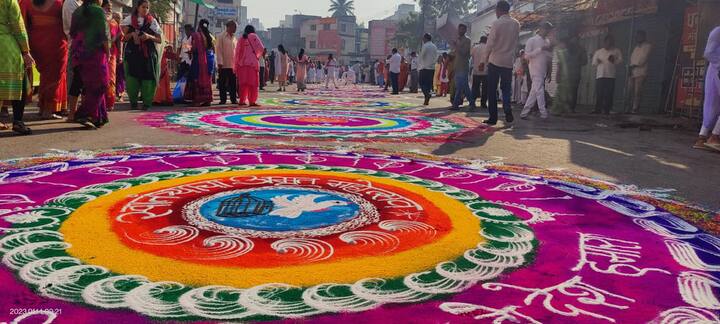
left=329, top=0, right=355, bottom=17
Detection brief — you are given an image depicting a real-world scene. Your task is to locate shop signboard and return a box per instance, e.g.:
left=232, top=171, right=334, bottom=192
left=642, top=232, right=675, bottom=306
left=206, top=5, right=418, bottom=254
left=591, top=0, right=658, bottom=26
left=675, top=5, right=705, bottom=113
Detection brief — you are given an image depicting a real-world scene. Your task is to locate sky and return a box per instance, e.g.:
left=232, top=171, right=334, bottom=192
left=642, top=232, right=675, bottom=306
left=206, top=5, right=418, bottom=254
left=241, top=0, right=416, bottom=28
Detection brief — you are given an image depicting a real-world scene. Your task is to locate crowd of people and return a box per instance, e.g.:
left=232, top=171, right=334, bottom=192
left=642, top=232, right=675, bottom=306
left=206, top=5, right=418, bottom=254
left=0, top=0, right=718, bottom=152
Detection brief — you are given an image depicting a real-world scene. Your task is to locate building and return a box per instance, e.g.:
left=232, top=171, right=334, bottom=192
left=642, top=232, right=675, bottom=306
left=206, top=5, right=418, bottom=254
left=386, top=3, right=416, bottom=22
left=182, top=0, right=244, bottom=35
left=368, top=20, right=397, bottom=61
left=239, top=6, right=248, bottom=27
left=300, top=16, right=358, bottom=64
left=267, top=27, right=303, bottom=54
left=249, top=18, right=263, bottom=31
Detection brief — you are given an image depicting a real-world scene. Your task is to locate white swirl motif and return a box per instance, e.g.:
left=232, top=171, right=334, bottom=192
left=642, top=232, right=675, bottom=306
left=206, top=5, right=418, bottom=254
left=350, top=278, right=431, bottom=304
left=271, top=238, right=334, bottom=262
left=179, top=285, right=256, bottom=319
left=19, top=256, right=82, bottom=285
left=653, top=306, right=720, bottom=324
left=339, top=231, right=400, bottom=253
left=677, top=271, right=720, bottom=310
left=2, top=241, right=71, bottom=270
left=378, top=220, right=436, bottom=238
left=82, top=275, right=151, bottom=308
left=302, top=283, right=378, bottom=312
left=0, top=230, right=64, bottom=253
left=124, top=225, right=200, bottom=246
left=240, top=283, right=323, bottom=318
left=37, top=265, right=111, bottom=301
left=185, top=235, right=255, bottom=260
left=124, top=281, right=190, bottom=318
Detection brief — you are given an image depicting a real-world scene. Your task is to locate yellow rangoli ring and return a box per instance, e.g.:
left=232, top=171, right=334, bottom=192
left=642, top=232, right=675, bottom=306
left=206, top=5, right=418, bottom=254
left=60, top=170, right=482, bottom=288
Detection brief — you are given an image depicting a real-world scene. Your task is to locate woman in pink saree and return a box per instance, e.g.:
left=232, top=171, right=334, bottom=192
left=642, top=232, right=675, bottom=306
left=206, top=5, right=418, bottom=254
left=188, top=18, right=213, bottom=106
left=234, top=24, right=264, bottom=106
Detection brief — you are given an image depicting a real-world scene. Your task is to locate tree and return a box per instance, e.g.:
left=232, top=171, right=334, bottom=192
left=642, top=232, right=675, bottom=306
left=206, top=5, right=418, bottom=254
left=417, top=0, right=474, bottom=19
left=329, top=0, right=355, bottom=17
left=149, top=0, right=175, bottom=23
left=394, top=12, right=423, bottom=51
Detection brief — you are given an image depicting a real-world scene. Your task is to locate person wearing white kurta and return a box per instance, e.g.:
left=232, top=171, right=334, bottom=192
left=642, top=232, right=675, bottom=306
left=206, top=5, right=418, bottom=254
left=695, top=26, right=720, bottom=151
left=521, top=23, right=553, bottom=119
left=628, top=31, right=652, bottom=113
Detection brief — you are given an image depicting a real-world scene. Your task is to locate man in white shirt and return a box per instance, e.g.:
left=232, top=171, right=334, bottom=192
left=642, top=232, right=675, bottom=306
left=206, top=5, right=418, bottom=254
left=177, top=24, right=194, bottom=82
left=471, top=36, right=490, bottom=109
left=592, top=35, right=623, bottom=114
left=409, top=52, right=419, bottom=93
left=482, top=0, right=520, bottom=125
left=695, top=25, right=720, bottom=151
left=389, top=48, right=402, bottom=94
left=215, top=21, right=238, bottom=105
left=520, top=22, right=554, bottom=119
left=419, top=33, right=439, bottom=105
left=628, top=30, right=652, bottom=113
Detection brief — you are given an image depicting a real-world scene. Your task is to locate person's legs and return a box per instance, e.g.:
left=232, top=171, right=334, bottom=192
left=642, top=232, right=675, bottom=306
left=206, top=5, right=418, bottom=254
left=632, top=76, right=644, bottom=113
left=218, top=69, right=228, bottom=104
left=532, top=75, right=548, bottom=118
left=594, top=78, right=605, bottom=113
left=500, top=66, right=513, bottom=121
left=67, top=66, right=83, bottom=119
left=569, top=81, right=580, bottom=112
left=486, top=64, right=501, bottom=123
left=259, top=67, right=265, bottom=90
left=471, top=75, right=481, bottom=101
left=390, top=72, right=399, bottom=94
left=410, top=70, right=418, bottom=93
left=11, top=76, right=30, bottom=134
left=521, top=76, right=541, bottom=117
left=126, top=75, right=140, bottom=108
left=605, top=78, right=616, bottom=114
left=699, top=65, right=720, bottom=140
left=228, top=69, right=238, bottom=103
left=480, top=75, right=488, bottom=108
left=140, top=80, right=156, bottom=110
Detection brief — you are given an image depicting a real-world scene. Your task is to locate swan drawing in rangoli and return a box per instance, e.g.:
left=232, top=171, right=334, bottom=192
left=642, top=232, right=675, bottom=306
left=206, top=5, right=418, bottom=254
left=269, top=194, right=349, bottom=219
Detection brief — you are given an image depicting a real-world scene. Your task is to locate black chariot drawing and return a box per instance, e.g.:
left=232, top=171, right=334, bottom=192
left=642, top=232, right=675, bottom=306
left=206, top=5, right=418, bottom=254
left=215, top=194, right=274, bottom=217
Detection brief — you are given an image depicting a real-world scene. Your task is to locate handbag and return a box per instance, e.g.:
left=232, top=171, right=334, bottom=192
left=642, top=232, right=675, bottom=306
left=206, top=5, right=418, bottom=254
left=172, top=76, right=187, bottom=103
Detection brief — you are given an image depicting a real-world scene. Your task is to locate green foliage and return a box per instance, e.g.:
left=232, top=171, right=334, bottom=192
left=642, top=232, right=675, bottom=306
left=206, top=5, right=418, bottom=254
left=393, top=12, right=422, bottom=51
left=329, top=0, right=355, bottom=17
left=417, top=0, right=474, bottom=19
left=149, top=0, right=175, bottom=23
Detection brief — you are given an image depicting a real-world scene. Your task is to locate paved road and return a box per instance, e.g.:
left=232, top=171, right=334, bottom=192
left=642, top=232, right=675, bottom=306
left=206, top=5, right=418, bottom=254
left=1, top=85, right=718, bottom=210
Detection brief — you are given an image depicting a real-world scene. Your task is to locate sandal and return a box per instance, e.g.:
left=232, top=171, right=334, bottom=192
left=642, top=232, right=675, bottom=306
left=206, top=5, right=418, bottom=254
left=705, top=141, right=720, bottom=152
left=12, top=121, right=32, bottom=135
left=76, top=118, right=97, bottom=130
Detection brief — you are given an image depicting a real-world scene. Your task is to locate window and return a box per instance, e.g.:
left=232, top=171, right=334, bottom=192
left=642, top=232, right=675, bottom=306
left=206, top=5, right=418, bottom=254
left=323, top=24, right=331, bottom=30
left=340, top=24, right=346, bottom=32
left=310, top=41, right=316, bottom=49
left=341, top=39, right=346, bottom=50
left=310, top=24, right=316, bottom=31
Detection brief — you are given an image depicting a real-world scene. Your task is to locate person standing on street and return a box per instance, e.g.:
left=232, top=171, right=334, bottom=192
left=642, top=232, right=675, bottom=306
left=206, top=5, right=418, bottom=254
left=450, top=23, right=476, bottom=110
left=592, top=35, right=623, bottom=115
left=520, top=22, right=554, bottom=120
left=233, top=24, right=264, bottom=107
left=216, top=20, right=238, bottom=105
left=471, top=36, right=489, bottom=109
left=62, top=0, right=81, bottom=119
left=20, top=0, right=68, bottom=120
left=628, top=30, right=651, bottom=114
left=482, top=0, right=520, bottom=124
left=419, top=33, right=438, bottom=105
left=259, top=48, right=266, bottom=90
left=0, top=0, right=34, bottom=135
left=694, top=25, right=720, bottom=151
left=121, top=0, right=162, bottom=110
left=389, top=48, right=402, bottom=94
left=409, top=52, right=419, bottom=93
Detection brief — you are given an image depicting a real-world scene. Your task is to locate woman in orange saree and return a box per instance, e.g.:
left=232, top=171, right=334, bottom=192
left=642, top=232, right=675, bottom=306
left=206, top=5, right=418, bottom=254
left=153, top=45, right=177, bottom=106
left=20, top=0, right=68, bottom=119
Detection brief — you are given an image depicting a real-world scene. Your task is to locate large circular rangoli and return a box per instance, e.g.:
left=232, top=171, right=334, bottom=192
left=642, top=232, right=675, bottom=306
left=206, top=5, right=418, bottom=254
left=297, top=87, right=389, bottom=99
left=0, top=145, right=718, bottom=323
left=137, top=109, right=489, bottom=142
